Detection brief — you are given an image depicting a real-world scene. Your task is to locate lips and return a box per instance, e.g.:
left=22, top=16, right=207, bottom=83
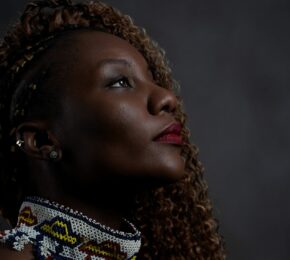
left=153, top=122, right=183, bottom=145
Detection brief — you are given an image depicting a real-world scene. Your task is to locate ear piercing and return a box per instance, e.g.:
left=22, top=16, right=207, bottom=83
left=16, top=139, right=24, bottom=147
left=15, top=139, right=60, bottom=161
left=49, top=149, right=59, bottom=160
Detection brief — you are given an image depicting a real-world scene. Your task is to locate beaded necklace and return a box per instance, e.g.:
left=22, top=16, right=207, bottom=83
left=0, top=196, right=141, bottom=259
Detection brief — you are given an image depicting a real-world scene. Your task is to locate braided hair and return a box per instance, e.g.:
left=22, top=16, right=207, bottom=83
left=0, top=0, right=225, bottom=258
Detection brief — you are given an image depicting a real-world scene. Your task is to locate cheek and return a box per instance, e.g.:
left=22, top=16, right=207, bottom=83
left=90, top=101, right=148, bottom=145
left=71, top=100, right=150, bottom=169
left=94, top=104, right=151, bottom=160
left=61, top=97, right=185, bottom=185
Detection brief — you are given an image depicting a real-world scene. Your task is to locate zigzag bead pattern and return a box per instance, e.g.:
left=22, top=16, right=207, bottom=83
left=0, top=196, right=141, bottom=259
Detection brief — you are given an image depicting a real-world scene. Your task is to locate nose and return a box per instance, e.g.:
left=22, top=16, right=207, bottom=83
left=148, top=85, right=178, bottom=116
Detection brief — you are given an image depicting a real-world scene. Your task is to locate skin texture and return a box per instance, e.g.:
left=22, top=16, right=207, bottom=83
left=0, top=30, right=186, bottom=259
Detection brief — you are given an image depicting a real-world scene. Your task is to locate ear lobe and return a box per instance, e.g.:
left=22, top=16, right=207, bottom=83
left=39, top=144, right=61, bottom=161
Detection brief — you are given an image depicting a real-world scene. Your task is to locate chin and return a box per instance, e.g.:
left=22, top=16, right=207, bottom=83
left=160, top=149, right=186, bottom=180
left=146, top=156, right=186, bottom=189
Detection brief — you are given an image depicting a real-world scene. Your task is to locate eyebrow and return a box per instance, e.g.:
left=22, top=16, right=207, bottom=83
left=95, top=58, right=153, bottom=77
left=95, top=58, right=132, bottom=69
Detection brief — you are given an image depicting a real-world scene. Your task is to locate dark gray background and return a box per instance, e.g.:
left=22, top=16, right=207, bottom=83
left=1, top=1, right=289, bottom=259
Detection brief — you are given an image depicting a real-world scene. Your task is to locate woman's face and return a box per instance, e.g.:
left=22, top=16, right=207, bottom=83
left=52, top=30, right=186, bottom=191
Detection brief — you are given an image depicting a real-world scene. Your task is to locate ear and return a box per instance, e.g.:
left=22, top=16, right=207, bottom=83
left=15, top=121, right=62, bottom=162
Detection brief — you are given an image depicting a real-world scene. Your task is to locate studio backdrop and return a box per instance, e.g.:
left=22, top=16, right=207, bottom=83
left=1, top=0, right=289, bottom=259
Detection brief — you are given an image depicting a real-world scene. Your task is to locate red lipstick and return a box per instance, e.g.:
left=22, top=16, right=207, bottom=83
left=154, top=122, right=183, bottom=145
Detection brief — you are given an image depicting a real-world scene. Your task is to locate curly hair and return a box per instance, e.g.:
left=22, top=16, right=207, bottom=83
left=0, top=0, right=225, bottom=258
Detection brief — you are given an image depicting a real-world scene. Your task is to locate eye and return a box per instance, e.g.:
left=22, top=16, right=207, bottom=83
left=108, top=77, right=132, bottom=88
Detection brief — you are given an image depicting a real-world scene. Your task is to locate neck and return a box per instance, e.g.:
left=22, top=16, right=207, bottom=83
left=33, top=178, right=136, bottom=233
left=47, top=194, right=135, bottom=232
left=28, top=162, right=138, bottom=232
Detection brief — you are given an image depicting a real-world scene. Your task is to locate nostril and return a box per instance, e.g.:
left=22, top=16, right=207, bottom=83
left=161, top=104, right=176, bottom=116
left=148, top=85, right=178, bottom=115
left=163, top=104, right=171, bottom=112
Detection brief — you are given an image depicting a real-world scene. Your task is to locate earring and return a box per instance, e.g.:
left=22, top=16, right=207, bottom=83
left=16, top=139, right=24, bottom=147
left=49, top=149, right=59, bottom=160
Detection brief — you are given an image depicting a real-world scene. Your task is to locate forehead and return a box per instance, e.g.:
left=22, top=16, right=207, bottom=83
left=53, top=30, right=148, bottom=69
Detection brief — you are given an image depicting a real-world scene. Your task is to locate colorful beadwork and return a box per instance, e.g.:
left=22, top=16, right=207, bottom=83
left=18, top=206, right=38, bottom=226
left=79, top=240, right=127, bottom=260
left=0, top=197, right=141, bottom=259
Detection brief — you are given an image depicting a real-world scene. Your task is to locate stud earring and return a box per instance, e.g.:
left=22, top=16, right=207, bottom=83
left=16, top=139, right=24, bottom=147
left=49, top=149, right=58, bottom=160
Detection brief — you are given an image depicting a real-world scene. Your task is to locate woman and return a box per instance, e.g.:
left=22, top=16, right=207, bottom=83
left=0, top=0, right=225, bottom=259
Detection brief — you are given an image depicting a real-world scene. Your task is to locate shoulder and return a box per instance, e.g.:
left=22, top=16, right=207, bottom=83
left=0, top=243, right=34, bottom=260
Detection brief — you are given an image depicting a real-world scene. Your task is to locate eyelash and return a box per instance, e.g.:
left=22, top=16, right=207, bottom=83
left=108, top=76, right=132, bottom=88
